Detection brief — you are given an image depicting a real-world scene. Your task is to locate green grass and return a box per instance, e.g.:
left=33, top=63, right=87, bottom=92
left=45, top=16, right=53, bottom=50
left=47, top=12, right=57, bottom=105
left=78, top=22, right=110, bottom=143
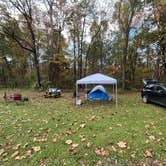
left=0, top=89, right=166, bottom=165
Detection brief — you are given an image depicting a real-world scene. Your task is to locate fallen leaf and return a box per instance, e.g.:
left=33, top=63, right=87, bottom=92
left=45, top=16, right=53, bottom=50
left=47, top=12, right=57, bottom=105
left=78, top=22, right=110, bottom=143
left=108, top=146, right=116, bottom=152
left=88, top=115, right=96, bottom=121
left=81, top=138, right=86, bottom=142
left=22, top=143, right=29, bottom=149
left=65, top=140, right=72, bottom=145
left=2, top=152, right=8, bottom=157
left=39, top=160, right=47, bottom=166
left=24, top=150, right=32, bottom=158
left=12, top=144, right=21, bottom=150
left=148, top=135, right=155, bottom=141
left=156, top=138, right=161, bottom=143
left=0, top=149, right=5, bottom=156
left=94, top=147, right=109, bottom=156
left=32, top=146, right=41, bottom=152
left=11, top=151, right=19, bottom=158
left=80, top=123, right=86, bottom=128
left=15, top=156, right=25, bottom=160
left=86, top=142, right=92, bottom=148
left=52, top=137, right=57, bottom=143
left=117, top=123, right=122, bottom=127
left=145, top=124, right=150, bottom=128
left=92, top=134, right=96, bottom=138
left=144, top=149, right=153, bottom=158
left=84, top=153, right=88, bottom=157
left=119, top=150, right=124, bottom=154
left=117, top=141, right=127, bottom=148
left=33, top=137, right=47, bottom=142
left=72, top=144, right=79, bottom=148
left=131, top=151, right=136, bottom=159
left=145, top=139, right=149, bottom=144
left=3, top=158, right=8, bottom=162
left=69, top=148, right=78, bottom=155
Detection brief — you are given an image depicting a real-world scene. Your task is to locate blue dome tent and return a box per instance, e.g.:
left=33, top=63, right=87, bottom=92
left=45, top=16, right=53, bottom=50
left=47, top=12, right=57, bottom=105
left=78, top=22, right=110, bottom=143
left=76, top=73, right=118, bottom=107
left=88, top=85, right=110, bottom=101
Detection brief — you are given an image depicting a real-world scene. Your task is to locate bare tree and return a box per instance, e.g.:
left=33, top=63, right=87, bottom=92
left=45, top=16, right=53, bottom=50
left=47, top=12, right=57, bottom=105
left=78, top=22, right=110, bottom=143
left=113, top=0, right=142, bottom=89
left=0, top=0, right=42, bottom=87
left=44, top=0, right=69, bottom=85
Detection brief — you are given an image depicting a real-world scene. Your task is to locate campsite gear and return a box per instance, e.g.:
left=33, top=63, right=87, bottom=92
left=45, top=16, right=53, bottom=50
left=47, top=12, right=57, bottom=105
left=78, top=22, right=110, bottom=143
left=76, top=73, right=117, bottom=107
left=88, top=85, right=111, bottom=101
left=3, top=92, right=29, bottom=102
left=44, top=88, right=62, bottom=98
left=76, top=99, right=82, bottom=105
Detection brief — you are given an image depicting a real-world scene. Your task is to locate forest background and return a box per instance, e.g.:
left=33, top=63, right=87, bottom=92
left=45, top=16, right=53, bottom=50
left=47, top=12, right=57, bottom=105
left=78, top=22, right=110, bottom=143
left=0, top=0, right=165, bottom=90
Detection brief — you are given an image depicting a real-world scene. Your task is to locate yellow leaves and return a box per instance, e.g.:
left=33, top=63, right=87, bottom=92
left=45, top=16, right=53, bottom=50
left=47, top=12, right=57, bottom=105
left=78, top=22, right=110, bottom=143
left=65, top=140, right=72, bottom=145
left=94, top=147, right=109, bottom=156
left=117, top=141, right=127, bottom=148
left=144, top=149, right=153, bottom=158
left=32, top=146, right=41, bottom=152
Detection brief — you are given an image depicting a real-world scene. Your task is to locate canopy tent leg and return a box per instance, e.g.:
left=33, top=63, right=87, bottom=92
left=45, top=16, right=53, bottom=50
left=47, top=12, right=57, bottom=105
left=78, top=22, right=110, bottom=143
left=85, top=84, right=87, bottom=99
left=76, top=84, right=78, bottom=105
left=116, top=83, right=118, bottom=108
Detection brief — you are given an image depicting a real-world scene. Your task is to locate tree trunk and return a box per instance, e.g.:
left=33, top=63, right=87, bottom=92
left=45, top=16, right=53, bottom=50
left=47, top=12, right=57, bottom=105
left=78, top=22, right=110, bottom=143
left=33, top=51, right=41, bottom=87
left=73, top=29, right=77, bottom=83
left=122, top=32, right=129, bottom=90
left=48, top=3, right=55, bottom=84
left=57, top=26, right=62, bottom=54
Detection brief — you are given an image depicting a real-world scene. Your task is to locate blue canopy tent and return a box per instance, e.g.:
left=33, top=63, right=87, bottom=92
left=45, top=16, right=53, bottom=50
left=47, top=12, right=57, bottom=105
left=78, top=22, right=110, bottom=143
left=88, top=85, right=110, bottom=101
left=76, top=73, right=118, bottom=107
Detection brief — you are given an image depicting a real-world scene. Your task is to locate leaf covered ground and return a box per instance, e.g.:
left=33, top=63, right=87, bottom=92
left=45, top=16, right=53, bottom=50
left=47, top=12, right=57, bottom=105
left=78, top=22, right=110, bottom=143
left=0, top=89, right=166, bottom=165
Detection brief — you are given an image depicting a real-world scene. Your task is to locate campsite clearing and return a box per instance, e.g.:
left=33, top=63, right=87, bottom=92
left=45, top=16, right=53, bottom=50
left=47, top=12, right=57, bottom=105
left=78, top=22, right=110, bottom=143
left=0, top=89, right=166, bottom=165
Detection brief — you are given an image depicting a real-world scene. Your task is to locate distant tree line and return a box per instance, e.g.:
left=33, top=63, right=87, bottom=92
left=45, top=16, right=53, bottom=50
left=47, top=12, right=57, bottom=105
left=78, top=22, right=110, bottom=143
left=0, top=0, right=165, bottom=89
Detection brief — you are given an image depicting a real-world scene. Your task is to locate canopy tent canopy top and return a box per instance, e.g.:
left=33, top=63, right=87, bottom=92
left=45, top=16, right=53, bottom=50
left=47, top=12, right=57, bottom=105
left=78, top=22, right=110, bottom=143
left=76, top=73, right=118, bottom=107
left=77, top=73, right=117, bottom=85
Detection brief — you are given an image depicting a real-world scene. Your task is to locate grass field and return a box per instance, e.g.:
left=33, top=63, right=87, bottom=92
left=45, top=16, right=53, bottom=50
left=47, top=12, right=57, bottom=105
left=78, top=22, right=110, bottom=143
left=0, top=89, right=166, bottom=166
